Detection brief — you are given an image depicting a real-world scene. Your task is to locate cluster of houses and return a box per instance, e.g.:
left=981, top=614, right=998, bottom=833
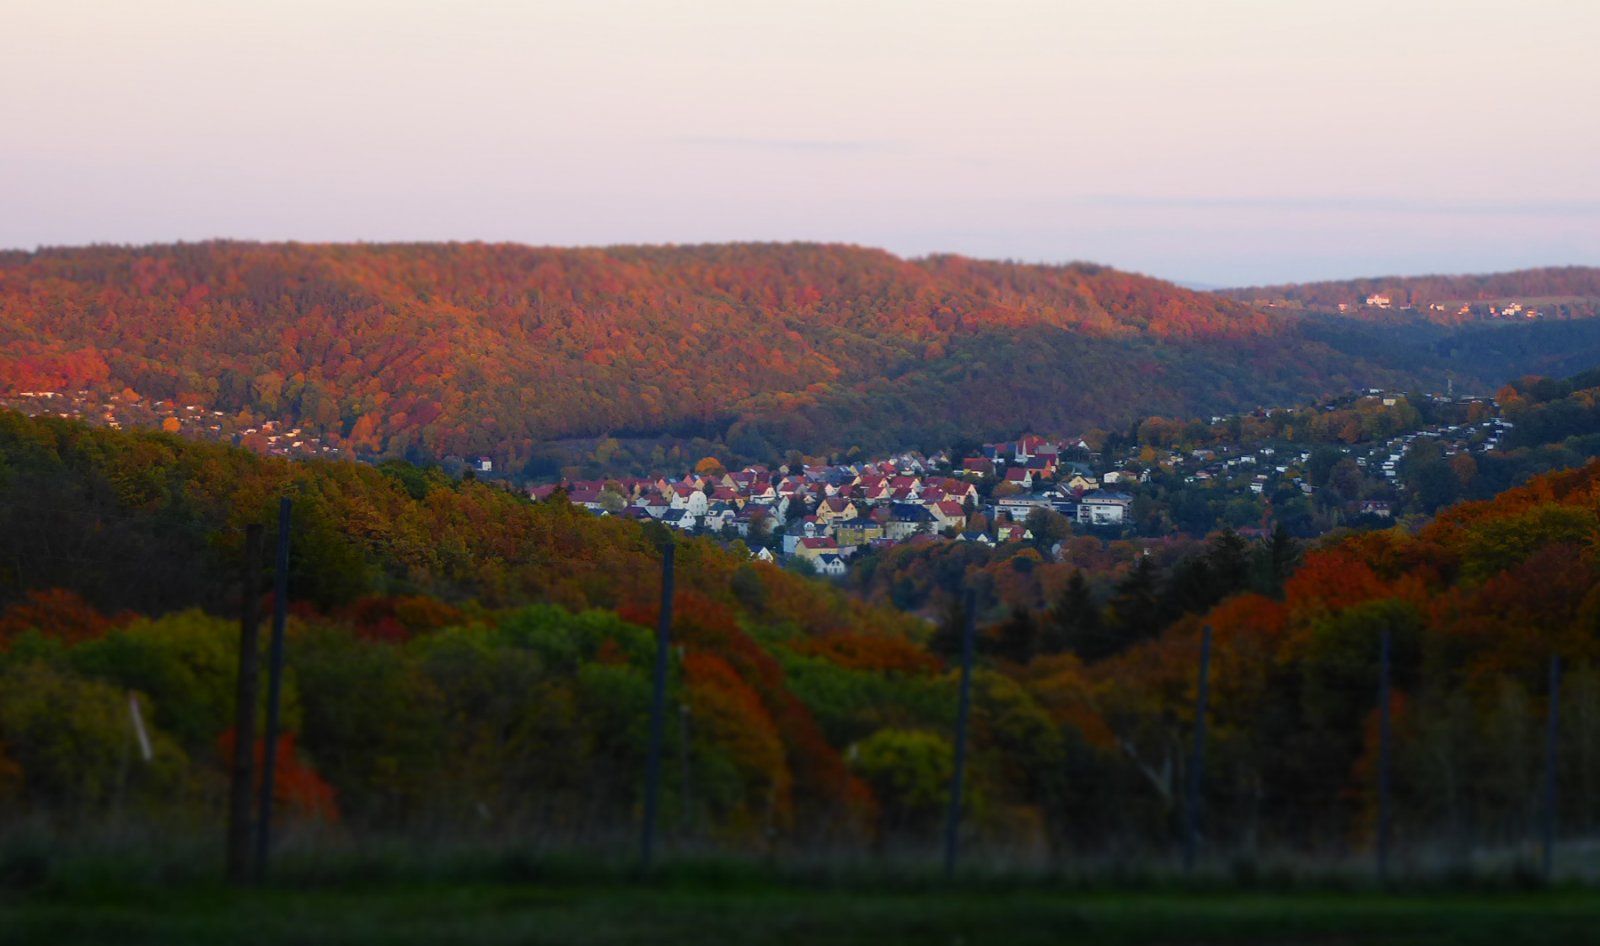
left=10, top=382, right=1518, bottom=578
left=531, top=389, right=1521, bottom=574
left=1357, top=413, right=1513, bottom=494
left=532, top=435, right=1139, bottom=575
left=0, top=390, right=342, bottom=459
left=1170, top=395, right=1511, bottom=519
left=1307, top=292, right=1561, bottom=322
left=1333, top=294, right=1551, bottom=320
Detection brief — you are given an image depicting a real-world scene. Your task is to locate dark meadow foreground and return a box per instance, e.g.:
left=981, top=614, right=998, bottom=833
left=6, top=859, right=1600, bottom=946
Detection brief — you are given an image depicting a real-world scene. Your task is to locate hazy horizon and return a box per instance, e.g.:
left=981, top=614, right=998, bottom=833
left=4, top=0, right=1597, bottom=285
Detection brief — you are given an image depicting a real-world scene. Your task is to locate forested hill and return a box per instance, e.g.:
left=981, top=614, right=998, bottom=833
left=5, top=404, right=1600, bottom=853
left=0, top=242, right=1453, bottom=471
left=0, top=409, right=911, bottom=638
left=1220, top=266, right=1600, bottom=319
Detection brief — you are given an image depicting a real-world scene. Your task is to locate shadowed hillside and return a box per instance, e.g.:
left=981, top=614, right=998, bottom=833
left=0, top=242, right=1461, bottom=470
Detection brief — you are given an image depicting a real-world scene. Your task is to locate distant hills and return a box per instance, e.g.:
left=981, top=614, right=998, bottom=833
left=1219, top=266, right=1600, bottom=321
left=0, top=242, right=1593, bottom=473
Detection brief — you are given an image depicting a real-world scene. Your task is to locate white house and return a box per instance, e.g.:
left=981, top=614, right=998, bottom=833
left=669, top=487, right=709, bottom=518
left=814, top=553, right=848, bottom=577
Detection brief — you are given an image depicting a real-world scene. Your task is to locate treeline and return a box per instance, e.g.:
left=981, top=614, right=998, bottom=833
left=0, top=410, right=899, bottom=630
left=858, top=465, right=1600, bottom=856
left=1222, top=266, right=1600, bottom=316
left=0, top=410, right=929, bottom=841
left=1439, top=368, right=1600, bottom=503
left=1116, top=369, right=1600, bottom=533
left=1500, top=369, right=1600, bottom=447
left=1130, top=394, right=1432, bottom=450
left=2, top=412, right=1599, bottom=860
left=847, top=527, right=1298, bottom=656
left=0, top=241, right=1453, bottom=471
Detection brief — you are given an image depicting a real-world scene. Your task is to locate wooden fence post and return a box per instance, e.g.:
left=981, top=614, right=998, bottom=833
left=1183, top=624, right=1212, bottom=874
left=641, top=543, right=674, bottom=871
left=943, top=589, right=977, bottom=879
left=226, top=523, right=264, bottom=884
left=1541, top=652, right=1562, bottom=880
left=255, top=497, right=292, bottom=881
left=1377, top=625, right=1393, bottom=886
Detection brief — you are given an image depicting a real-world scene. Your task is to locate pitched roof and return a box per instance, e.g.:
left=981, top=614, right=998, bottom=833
left=889, top=503, right=935, bottom=522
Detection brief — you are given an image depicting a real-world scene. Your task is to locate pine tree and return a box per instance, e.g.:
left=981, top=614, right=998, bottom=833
left=989, top=605, right=1039, bottom=664
left=1207, top=527, right=1252, bottom=597
left=1042, top=570, right=1108, bottom=659
left=1104, top=556, right=1161, bottom=656
left=1256, top=522, right=1300, bottom=597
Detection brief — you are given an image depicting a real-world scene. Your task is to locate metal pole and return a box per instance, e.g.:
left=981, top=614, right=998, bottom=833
left=641, top=543, right=674, bottom=871
left=1183, top=624, right=1212, bottom=873
left=943, top=589, right=977, bottom=879
left=255, top=497, right=292, bottom=881
left=226, top=523, right=264, bottom=884
left=1542, top=652, right=1562, bottom=881
left=1377, top=625, right=1393, bottom=886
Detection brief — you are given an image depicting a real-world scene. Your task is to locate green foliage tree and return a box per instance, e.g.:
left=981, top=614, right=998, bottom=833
left=850, top=728, right=952, bottom=834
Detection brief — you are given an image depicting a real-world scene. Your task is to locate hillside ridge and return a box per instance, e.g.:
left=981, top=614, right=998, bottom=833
left=0, top=241, right=1534, bottom=470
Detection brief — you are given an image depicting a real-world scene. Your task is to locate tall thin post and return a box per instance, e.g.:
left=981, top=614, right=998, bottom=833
left=943, top=589, right=977, bottom=879
left=1542, top=652, right=1562, bottom=880
left=641, top=543, right=674, bottom=872
left=1183, top=624, right=1212, bottom=873
left=226, top=523, right=264, bottom=884
left=255, top=498, right=292, bottom=881
left=1377, top=625, right=1393, bottom=886
left=678, top=702, right=693, bottom=837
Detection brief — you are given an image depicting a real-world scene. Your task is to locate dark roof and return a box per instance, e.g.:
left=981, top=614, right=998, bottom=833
left=888, top=503, right=935, bottom=522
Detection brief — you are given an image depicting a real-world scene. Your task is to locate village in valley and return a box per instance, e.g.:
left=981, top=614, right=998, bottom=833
left=2, top=384, right=1518, bottom=578
left=531, top=389, right=1515, bottom=576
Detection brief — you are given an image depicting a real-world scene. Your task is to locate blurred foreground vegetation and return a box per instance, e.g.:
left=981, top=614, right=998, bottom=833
left=5, top=411, right=1600, bottom=872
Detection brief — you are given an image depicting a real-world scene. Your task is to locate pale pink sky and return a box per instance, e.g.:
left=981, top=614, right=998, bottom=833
left=3, top=0, right=1596, bottom=284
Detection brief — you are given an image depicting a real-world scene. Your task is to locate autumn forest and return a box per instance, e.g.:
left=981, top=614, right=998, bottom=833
left=3, top=244, right=1600, bottom=878
left=10, top=242, right=1586, bottom=473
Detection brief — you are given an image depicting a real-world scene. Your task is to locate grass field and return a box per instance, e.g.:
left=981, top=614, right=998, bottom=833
left=5, top=836, right=1598, bottom=945
left=7, top=880, right=1600, bottom=945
